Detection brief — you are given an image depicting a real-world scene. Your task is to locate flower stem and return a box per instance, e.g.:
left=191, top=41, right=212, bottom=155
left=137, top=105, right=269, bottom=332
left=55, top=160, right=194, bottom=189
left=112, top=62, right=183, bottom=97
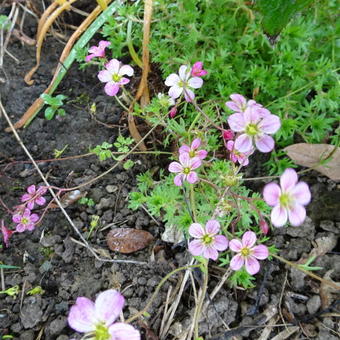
left=190, top=184, right=197, bottom=222
left=114, top=95, right=130, bottom=111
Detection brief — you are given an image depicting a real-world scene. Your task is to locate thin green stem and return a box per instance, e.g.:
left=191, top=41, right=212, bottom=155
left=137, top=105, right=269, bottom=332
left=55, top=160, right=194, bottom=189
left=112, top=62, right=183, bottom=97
left=190, top=184, right=197, bottom=222
left=188, top=111, right=201, bottom=134
left=126, top=20, right=143, bottom=68
left=126, top=264, right=201, bottom=323
left=114, top=95, right=130, bottom=111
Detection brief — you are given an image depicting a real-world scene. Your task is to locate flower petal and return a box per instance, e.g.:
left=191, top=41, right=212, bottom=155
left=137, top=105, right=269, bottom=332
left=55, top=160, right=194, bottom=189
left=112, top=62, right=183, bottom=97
left=235, top=134, right=253, bottom=153
left=98, top=40, right=111, bottom=49
left=187, top=171, right=198, bottom=184
left=228, top=113, right=246, bottom=132
left=27, top=185, right=36, bottom=195
left=179, top=145, right=190, bottom=154
left=263, top=183, right=281, bottom=206
left=188, top=77, right=203, bottom=89
left=225, top=101, right=241, bottom=112
left=196, top=150, right=208, bottom=159
left=290, top=182, right=311, bottom=205
left=191, top=138, right=201, bottom=150
left=23, top=209, right=31, bottom=218
left=252, top=245, right=269, bottom=260
left=245, top=256, right=260, bottom=275
left=230, top=254, right=244, bottom=271
left=118, top=65, right=134, bottom=77
left=244, top=106, right=260, bottom=124
left=179, top=152, right=190, bottom=167
left=30, top=214, right=39, bottom=223
left=35, top=197, right=46, bottom=206
left=95, top=290, right=124, bottom=325
left=190, top=157, right=202, bottom=170
left=106, top=59, right=120, bottom=74
left=85, top=54, right=96, bottom=62
left=242, top=231, right=256, bottom=248
left=258, top=114, right=281, bottom=134
left=271, top=205, right=288, bottom=227
left=168, top=161, right=182, bottom=173
left=229, top=239, right=242, bottom=252
left=179, top=65, right=189, bottom=80
left=174, top=174, right=184, bottom=186
left=98, top=70, right=112, bottom=83
left=68, top=297, right=96, bottom=333
left=118, top=77, right=130, bottom=86
left=213, top=235, right=229, bottom=251
left=27, top=201, right=34, bottom=210
left=205, top=220, right=220, bottom=234
left=189, top=223, right=205, bottom=238
left=109, top=323, right=140, bottom=340
left=12, top=214, right=22, bottom=223
left=184, top=88, right=195, bottom=102
left=104, top=82, right=120, bottom=96
left=288, top=204, right=306, bottom=227
left=255, top=134, right=274, bottom=153
left=280, top=168, right=298, bottom=192
left=168, top=85, right=183, bottom=99
left=188, top=239, right=204, bottom=256
left=15, top=224, right=26, bottom=233
left=230, top=94, right=246, bottom=108
left=165, top=73, right=180, bottom=87
left=202, top=246, right=218, bottom=260
left=21, top=194, right=31, bottom=202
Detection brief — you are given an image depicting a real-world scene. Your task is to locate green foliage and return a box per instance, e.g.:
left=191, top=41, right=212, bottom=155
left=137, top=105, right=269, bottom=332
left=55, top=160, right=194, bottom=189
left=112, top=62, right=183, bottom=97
left=0, top=15, right=10, bottom=30
left=229, top=268, right=256, bottom=289
left=90, top=142, right=113, bottom=161
left=256, top=0, right=314, bottom=36
left=114, top=135, right=134, bottom=153
left=78, top=197, right=95, bottom=207
left=40, top=94, right=67, bottom=120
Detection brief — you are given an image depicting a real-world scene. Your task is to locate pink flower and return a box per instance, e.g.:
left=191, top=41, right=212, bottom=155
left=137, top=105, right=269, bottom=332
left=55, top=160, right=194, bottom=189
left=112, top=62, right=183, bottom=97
left=191, top=61, right=208, bottom=77
left=165, top=65, right=203, bottom=102
left=68, top=289, right=140, bottom=340
left=222, top=129, right=235, bottom=141
left=263, top=168, right=311, bottom=227
left=168, top=153, right=201, bottom=186
left=259, top=219, right=269, bottom=235
left=98, top=59, right=134, bottom=96
left=227, top=106, right=281, bottom=153
left=12, top=208, right=39, bottom=232
left=179, top=138, right=208, bottom=160
left=229, top=231, right=269, bottom=275
left=86, top=40, right=111, bottom=62
left=169, top=106, right=177, bottom=118
left=21, top=185, right=47, bottom=210
left=188, top=220, right=228, bottom=260
left=226, top=140, right=253, bottom=166
left=1, top=220, right=15, bottom=248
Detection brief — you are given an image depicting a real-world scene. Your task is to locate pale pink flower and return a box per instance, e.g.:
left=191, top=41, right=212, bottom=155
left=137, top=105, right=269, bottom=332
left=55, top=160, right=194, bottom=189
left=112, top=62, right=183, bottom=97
left=168, top=153, right=201, bottom=186
left=188, top=220, right=228, bottom=260
left=229, top=231, right=268, bottom=275
left=263, top=168, right=311, bottom=227
left=165, top=65, right=203, bottom=102
left=21, top=185, right=47, bottom=210
left=98, top=59, right=134, bottom=96
left=227, top=106, right=281, bottom=153
left=179, top=138, right=207, bottom=160
left=68, top=289, right=140, bottom=340
left=191, top=61, right=208, bottom=77
left=226, top=140, right=253, bottom=166
left=12, top=208, right=39, bottom=232
left=86, top=40, right=111, bottom=62
left=1, top=220, right=14, bottom=248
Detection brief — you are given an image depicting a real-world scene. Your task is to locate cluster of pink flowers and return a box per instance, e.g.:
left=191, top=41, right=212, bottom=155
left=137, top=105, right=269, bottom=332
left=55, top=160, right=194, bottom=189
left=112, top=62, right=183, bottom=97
left=1, top=185, right=47, bottom=248
left=165, top=61, right=207, bottom=106
left=68, top=289, right=140, bottom=339
left=188, top=220, right=228, bottom=260
left=168, top=138, right=207, bottom=186
left=263, top=168, right=311, bottom=227
left=226, top=94, right=281, bottom=153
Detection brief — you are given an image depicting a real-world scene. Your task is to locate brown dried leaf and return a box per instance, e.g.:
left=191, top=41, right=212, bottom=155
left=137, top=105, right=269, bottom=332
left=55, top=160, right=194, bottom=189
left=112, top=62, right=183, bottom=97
left=106, top=228, right=154, bottom=254
left=284, top=143, right=340, bottom=181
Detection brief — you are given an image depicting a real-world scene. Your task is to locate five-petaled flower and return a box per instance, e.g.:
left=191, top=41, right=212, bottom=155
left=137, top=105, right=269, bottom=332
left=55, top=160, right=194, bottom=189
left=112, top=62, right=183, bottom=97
left=168, top=153, right=201, bottom=186
left=68, top=289, right=140, bottom=340
left=98, top=59, right=134, bottom=96
left=12, top=208, right=39, bottom=232
left=179, top=138, right=208, bottom=160
left=21, top=185, right=47, bottom=210
left=263, top=168, right=311, bottom=227
left=165, top=65, right=203, bottom=102
left=226, top=140, right=253, bottom=166
left=191, top=61, right=208, bottom=77
left=227, top=106, right=281, bottom=153
left=229, top=231, right=268, bottom=275
left=188, top=220, right=228, bottom=260
left=86, top=40, right=111, bottom=62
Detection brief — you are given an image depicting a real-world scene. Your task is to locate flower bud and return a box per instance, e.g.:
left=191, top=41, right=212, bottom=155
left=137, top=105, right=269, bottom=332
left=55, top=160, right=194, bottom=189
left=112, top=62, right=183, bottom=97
left=169, top=106, right=177, bottom=118
left=223, top=129, right=234, bottom=141
left=260, top=219, right=269, bottom=235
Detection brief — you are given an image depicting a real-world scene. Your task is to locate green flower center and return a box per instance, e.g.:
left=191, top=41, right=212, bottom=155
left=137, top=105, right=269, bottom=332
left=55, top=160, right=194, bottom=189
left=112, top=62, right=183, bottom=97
left=183, top=167, right=191, bottom=175
left=112, top=74, right=121, bottom=82
left=202, top=234, right=213, bottom=245
left=189, top=150, right=196, bottom=157
left=178, top=80, right=188, bottom=88
left=21, top=217, right=29, bottom=224
left=279, top=193, right=292, bottom=208
left=245, top=123, right=259, bottom=136
left=94, top=323, right=110, bottom=340
left=241, top=247, right=251, bottom=257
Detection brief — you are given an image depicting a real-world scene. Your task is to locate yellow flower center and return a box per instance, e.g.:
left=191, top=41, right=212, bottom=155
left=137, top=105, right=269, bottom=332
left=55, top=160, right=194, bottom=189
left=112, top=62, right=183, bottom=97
left=202, top=234, right=213, bottom=245
left=183, top=167, right=191, bottom=175
left=241, top=247, right=251, bottom=257
left=245, top=123, right=259, bottom=136
left=189, top=150, right=196, bottom=157
left=112, top=74, right=121, bottom=82
left=178, top=80, right=188, bottom=88
left=21, top=217, right=29, bottom=224
left=94, top=323, right=110, bottom=340
left=279, top=193, right=292, bottom=208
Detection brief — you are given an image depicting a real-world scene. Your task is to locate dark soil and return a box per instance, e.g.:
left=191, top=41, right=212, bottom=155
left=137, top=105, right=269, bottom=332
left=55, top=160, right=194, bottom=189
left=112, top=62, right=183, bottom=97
left=0, top=3, right=339, bottom=340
